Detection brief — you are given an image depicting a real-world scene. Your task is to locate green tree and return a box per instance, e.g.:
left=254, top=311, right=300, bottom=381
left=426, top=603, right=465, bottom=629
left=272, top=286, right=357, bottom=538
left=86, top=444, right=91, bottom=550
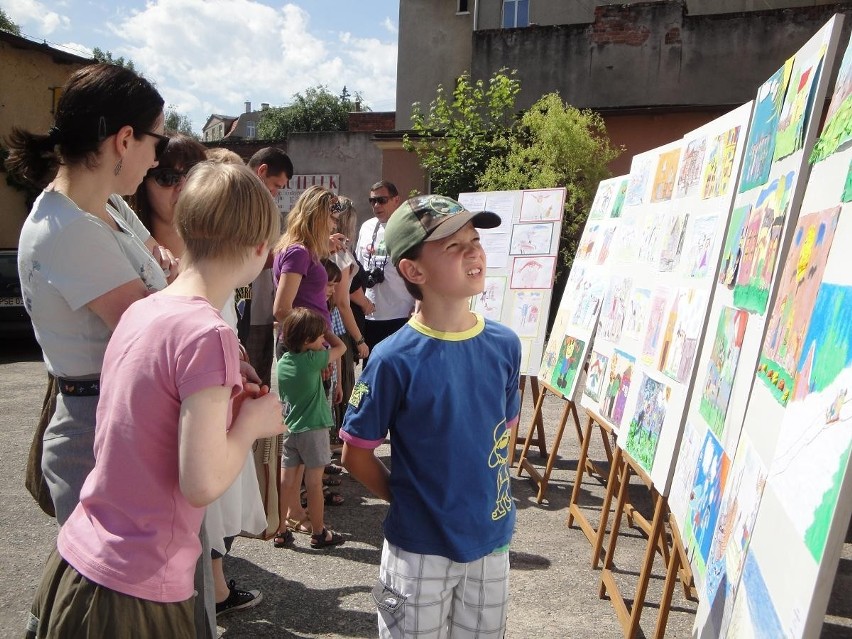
left=165, top=105, right=198, bottom=139
left=257, top=86, right=365, bottom=140
left=92, top=47, right=135, bottom=71
left=403, top=69, right=520, bottom=199
left=0, top=8, right=21, bottom=35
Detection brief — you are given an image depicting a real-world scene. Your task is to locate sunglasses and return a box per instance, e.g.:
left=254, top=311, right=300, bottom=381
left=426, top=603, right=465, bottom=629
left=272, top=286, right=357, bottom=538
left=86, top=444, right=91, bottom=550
left=148, top=168, right=187, bottom=188
left=369, top=196, right=390, bottom=205
left=141, top=130, right=170, bottom=161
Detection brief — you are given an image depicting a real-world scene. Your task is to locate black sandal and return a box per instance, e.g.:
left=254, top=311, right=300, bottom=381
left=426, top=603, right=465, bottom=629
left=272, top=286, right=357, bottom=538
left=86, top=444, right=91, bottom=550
left=273, top=529, right=294, bottom=548
left=310, top=527, right=345, bottom=549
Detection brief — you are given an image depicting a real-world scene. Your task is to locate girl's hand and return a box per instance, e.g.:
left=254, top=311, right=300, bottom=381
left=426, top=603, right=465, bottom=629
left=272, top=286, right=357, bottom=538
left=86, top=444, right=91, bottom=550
left=357, top=341, right=369, bottom=359
left=231, top=380, right=270, bottom=418
left=329, top=233, right=347, bottom=253
left=236, top=392, right=284, bottom=439
left=321, top=363, right=333, bottom=381
left=151, top=244, right=179, bottom=282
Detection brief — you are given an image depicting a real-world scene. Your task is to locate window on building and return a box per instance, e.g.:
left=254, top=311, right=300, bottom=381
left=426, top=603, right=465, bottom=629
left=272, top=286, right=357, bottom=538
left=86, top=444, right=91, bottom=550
left=246, top=120, right=256, bottom=138
left=502, top=0, right=529, bottom=28
left=218, top=124, right=224, bottom=139
left=457, top=0, right=469, bottom=14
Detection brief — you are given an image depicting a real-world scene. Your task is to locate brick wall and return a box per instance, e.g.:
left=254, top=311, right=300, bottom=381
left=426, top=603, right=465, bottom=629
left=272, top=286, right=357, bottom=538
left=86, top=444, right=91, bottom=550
left=347, top=111, right=396, bottom=132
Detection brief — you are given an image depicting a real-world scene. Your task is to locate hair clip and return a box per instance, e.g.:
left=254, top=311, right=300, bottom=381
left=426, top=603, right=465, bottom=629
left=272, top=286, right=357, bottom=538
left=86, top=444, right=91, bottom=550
left=98, top=116, right=107, bottom=141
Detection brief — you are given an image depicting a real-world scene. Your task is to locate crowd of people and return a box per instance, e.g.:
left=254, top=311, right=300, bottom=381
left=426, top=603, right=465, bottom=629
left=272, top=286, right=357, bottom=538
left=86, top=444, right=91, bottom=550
left=8, top=63, right=522, bottom=639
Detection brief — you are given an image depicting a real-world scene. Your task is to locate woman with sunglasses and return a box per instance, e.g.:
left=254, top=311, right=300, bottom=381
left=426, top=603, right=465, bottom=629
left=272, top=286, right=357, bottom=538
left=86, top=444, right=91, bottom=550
left=5, top=63, right=175, bottom=525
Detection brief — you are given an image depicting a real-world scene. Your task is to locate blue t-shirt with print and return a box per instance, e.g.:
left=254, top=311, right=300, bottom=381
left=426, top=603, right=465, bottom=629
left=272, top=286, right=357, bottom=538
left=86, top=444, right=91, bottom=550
left=341, top=314, right=521, bottom=563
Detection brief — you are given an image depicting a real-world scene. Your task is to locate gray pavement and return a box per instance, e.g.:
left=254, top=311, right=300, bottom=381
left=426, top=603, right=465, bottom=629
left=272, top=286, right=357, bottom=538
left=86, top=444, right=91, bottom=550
left=1, top=337, right=849, bottom=638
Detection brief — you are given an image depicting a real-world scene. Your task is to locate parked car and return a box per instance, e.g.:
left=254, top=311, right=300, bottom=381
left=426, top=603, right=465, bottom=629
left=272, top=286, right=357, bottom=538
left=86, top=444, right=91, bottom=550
left=0, top=249, right=34, bottom=336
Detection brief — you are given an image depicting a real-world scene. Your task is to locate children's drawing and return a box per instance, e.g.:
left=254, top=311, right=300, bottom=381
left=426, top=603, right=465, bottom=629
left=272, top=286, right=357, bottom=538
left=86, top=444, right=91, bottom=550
left=637, top=213, right=665, bottom=265
left=650, top=147, right=682, bottom=203
left=768, top=283, right=852, bottom=562
left=549, top=334, right=586, bottom=398
left=758, top=207, right=840, bottom=405
left=612, top=178, right=628, bottom=218
left=601, top=349, right=636, bottom=428
left=568, top=274, right=606, bottom=331
left=613, top=217, right=639, bottom=263
left=702, top=126, right=742, bottom=199
left=658, top=211, right=689, bottom=272
left=519, top=189, right=563, bottom=221
left=774, top=46, right=824, bottom=162
left=575, top=223, right=601, bottom=262
left=660, top=287, right=707, bottom=384
left=510, top=223, right=553, bottom=255
left=676, top=136, right=707, bottom=199
left=624, top=287, right=651, bottom=341
left=584, top=350, right=610, bottom=403
left=733, top=170, right=797, bottom=314
left=811, top=40, right=852, bottom=162
left=510, top=290, right=544, bottom=337
left=624, top=373, right=672, bottom=473
left=596, top=227, right=617, bottom=266
left=641, top=289, right=671, bottom=365
left=685, top=429, right=730, bottom=578
left=844, top=159, right=852, bottom=203
left=718, top=205, right=751, bottom=289
left=700, top=307, right=749, bottom=439
left=589, top=182, right=616, bottom=220
left=472, top=276, right=506, bottom=321
left=520, top=339, right=532, bottom=373
left=598, top=275, right=633, bottom=343
left=669, top=420, right=704, bottom=523
left=681, top=214, right=719, bottom=279
left=740, top=60, right=793, bottom=193
left=626, top=157, right=652, bottom=207
left=724, top=551, right=785, bottom=639
left=510, top=256, right=555, bottom=290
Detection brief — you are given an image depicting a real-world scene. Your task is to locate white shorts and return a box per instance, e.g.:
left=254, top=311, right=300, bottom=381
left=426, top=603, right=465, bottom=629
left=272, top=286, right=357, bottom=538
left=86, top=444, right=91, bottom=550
left=374, top=540, right=510, bottom=639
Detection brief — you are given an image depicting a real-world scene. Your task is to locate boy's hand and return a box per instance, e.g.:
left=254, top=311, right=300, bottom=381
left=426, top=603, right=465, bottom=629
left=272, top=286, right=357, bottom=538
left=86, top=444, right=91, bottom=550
left=322, top=363, right=333, bottom=381
left=334, top=383, right=343, bottom=405
left=237, top=392, right=284, bottom=439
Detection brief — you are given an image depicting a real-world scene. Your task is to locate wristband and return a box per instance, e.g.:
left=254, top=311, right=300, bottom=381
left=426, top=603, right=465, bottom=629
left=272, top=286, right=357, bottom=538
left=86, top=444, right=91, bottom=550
left=356, top=337, right=366, bottom=346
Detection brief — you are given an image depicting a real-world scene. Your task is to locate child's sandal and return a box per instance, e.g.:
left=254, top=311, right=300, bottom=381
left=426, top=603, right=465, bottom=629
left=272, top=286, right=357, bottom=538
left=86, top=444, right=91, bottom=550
left=310, top=527, right=345, bottom=549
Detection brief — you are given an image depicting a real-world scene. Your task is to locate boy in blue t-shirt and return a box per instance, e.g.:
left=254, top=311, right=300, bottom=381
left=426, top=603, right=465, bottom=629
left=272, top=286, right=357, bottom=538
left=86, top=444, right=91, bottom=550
left=341, top=194, right=521, bottom=638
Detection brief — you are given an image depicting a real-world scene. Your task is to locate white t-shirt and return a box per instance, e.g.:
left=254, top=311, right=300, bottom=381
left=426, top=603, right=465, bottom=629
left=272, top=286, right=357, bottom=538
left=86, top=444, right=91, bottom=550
left=355, top=217, right=415, bottom=321
left=18, top=190, right=167, bottom=377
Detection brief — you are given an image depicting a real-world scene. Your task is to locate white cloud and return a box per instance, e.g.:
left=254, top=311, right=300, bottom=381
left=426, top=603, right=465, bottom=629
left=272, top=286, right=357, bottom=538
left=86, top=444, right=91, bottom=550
left=382, top=17, right=397, bottom=35
left=4, top=0, right=70, bottom=35
left=103, top=0, right=397, bottom=131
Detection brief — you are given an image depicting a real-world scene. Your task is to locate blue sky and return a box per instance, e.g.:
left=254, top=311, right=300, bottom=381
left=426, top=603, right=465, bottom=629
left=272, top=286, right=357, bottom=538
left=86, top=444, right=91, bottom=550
left=3, top=0, right=399, bottom=133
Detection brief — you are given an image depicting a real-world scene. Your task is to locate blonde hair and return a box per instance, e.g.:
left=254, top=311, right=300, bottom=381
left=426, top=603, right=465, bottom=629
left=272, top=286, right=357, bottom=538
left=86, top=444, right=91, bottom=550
left=274, top=184, right=334, bottom=260
left=176, top=161, right=280, bottom=263
left=206, top=147, right=244, bottom=165
left=335, top=195, right=358, bottom=240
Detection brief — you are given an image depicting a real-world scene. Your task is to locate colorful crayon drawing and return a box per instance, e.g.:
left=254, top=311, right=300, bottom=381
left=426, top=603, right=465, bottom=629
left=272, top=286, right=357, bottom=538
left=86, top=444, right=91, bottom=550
left=584, top=351, right=610, bottom=403
left=510, top=290, right=544, bottom=337
left=733, top=170, right=797, bottom=314
left=510, top=223, right=553, bottom=255
left=703, top=437, right=767, bottom=624
left=812, top=40, right=852, bottom=162
left=575, top=223, right=601, bottom=262
left=472, top=276, right=506, bottom=321
left=768, top=283, right=852, bottom=563
left=519, top=189, right=563, bottom=221
left=774, top=46, right=824, bottom=162
left=599, top=276, right=633, bottom=342
left=658, top=211, right=689, bottom=272
left=758, top=207, right=840, bottom=404
left=550, top=335, right=586, bottom=399
left=700, top=307, right=749, bottom=439
left=601, top=349, right=636, bottom=428
left=510, top=256, right=555, bottom=289
left=676, top=136, right=707, bottom=199
left=624, top=287, right=651, bottom=341
left=718, top=205, right=751, bottom=289
left=539, top=310, right=568, bottom=382
left=626, top=157, right=652, bottom=207
left=589, top=182, right=616, bottom=220
left=685, top=430, right=730, bottom=578
left=682, top=214, right=719, bottom=279
left=739, top=60, right=793, bottom=193
left=651, top=148, right=682, bottom=203
left=844, top=159, right=852, bottom=202
left=569, top=275, right=606, bottom=331
left=611, top=178, right=628, bottom=218
left=669, top=420, right=704, bottom=524
left=660, top=287, right=707, bottom=383
left=641, top=289, right=671, bottom=365
left=702, top=126, right=742, bottom=199
left=596, top=227, right=617, bottom=265
left=624, top=373, right=671, bottom=473
left=723, top=551, right=785, bottom=639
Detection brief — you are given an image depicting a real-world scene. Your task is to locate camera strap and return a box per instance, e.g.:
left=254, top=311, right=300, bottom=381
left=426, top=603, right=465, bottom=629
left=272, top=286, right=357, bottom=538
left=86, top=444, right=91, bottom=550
left=367, top=220, right=382, bottom=271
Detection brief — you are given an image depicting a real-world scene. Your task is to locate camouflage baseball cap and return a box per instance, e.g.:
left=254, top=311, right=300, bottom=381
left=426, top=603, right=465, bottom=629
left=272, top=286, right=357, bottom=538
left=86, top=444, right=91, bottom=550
left=384, top=194, right=501, bottom=266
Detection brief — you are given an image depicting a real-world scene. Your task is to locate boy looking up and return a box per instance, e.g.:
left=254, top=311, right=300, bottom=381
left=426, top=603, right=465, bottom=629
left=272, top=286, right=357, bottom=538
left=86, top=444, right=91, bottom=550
left=341, top=194, right=521, bottom=638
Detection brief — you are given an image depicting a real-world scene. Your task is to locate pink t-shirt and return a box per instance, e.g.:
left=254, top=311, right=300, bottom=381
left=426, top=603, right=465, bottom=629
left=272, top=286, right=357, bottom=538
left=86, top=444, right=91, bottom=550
left=58, top=293, right=242, bottom=603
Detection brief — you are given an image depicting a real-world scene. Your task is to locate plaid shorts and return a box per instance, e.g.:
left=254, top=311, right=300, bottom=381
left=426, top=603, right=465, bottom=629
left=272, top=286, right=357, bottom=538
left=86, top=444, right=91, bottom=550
left=374, top=540, right=510, bottom=638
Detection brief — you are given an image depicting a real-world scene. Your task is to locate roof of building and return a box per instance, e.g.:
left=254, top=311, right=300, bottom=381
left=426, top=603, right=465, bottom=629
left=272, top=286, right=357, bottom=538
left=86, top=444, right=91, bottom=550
left=0, top=30, right=93, bottom=65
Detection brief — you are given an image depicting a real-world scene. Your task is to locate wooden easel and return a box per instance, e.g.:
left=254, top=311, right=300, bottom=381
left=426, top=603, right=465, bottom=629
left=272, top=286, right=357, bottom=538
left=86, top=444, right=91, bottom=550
left=508, top=375, right=548, bottom=468
left=515, top=380, right=584, bottom=503
left=655, top=512, right=699, bottom=637
left=598, top=451, right=672, bottom=638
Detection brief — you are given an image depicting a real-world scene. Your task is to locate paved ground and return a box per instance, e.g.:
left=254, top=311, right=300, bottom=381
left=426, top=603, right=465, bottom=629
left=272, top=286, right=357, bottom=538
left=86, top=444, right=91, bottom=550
left=1, top=335, right=850, bottom=638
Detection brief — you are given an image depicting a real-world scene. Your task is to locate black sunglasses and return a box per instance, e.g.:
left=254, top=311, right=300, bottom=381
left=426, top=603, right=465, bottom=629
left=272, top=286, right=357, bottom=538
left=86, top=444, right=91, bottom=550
left=141, top=131, right=170, bottom=161
left=369, top=196, right=390, bottom=205
left=148, top=167, right=187, bottom=188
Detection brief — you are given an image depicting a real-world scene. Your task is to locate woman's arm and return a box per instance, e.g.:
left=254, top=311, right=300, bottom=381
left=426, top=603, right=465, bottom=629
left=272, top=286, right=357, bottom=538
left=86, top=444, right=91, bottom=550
left=86, top=279, right=150, bottom=330
left=333, top=267, right=369, bottom=359
left=273, top=272, right=303, bottom=323
left=350, top=287, right=375, bottom=315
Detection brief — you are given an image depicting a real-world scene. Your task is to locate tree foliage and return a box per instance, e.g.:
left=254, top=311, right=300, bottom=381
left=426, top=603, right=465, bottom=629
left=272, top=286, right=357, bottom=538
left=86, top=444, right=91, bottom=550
left=403, top=69, right=520, bottom=199
left=0, top=8, right=20, bottom=35
left=165, top=105, right=198, bottom=139
left=92, top=47, right=135, bottom=71
left=480, top=92, right=621, bottom=275
left=257, top=86, right=366, bottom=140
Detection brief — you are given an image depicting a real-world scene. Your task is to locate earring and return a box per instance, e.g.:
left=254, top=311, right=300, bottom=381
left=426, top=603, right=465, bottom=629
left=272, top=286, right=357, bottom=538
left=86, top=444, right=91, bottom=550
left=114, top=158, right=123, bottom=176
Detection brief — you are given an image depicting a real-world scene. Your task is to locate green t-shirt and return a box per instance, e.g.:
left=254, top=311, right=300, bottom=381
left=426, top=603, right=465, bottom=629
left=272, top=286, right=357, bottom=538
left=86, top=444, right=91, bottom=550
left=276, top=349, right=332, bottom=434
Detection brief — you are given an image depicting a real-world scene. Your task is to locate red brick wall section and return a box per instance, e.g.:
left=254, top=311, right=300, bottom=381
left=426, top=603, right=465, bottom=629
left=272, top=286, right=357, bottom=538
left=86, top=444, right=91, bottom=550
left=347, top=112, right=396, bottom=132
left=591, top=5, right=651, bottom=46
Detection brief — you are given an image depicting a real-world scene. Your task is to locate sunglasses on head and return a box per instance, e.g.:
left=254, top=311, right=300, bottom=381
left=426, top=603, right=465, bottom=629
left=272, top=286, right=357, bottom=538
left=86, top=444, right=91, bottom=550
left=148, top=167, right=187, bottom=188
left=369, top=196, right=390, bottom=205
left=140, top=131, right=170, bottom=161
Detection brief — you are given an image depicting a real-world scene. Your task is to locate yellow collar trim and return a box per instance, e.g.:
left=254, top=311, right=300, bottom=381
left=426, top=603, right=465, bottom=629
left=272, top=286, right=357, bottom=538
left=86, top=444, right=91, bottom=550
left=408, top=313, right=485, bottom=341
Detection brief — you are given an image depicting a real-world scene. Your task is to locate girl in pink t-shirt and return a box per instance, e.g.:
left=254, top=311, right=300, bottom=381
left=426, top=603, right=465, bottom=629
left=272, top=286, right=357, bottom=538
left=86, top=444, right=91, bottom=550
left=27, top=162, right=285, bottom=638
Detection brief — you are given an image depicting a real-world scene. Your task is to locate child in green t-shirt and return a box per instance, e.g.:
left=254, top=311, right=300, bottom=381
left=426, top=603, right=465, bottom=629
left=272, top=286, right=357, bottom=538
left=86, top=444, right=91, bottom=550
left=274, top=307, right=347, bottom=549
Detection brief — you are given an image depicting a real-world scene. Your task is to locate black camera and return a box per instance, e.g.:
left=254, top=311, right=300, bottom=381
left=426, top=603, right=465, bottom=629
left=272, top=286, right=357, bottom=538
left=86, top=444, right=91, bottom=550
left=365, top=266, right=386, bottom=288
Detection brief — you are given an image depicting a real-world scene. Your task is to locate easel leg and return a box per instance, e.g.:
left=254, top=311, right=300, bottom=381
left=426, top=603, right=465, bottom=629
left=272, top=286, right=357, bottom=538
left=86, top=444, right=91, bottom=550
left=532, top=400, right=573, bottom=503
left=516, top=387, right=547, bottom=478
left=567, top=416, right=594, bottom=528
left=591, top=446, right=623, bottom=570
left=626, top=489, right=667, bottom=638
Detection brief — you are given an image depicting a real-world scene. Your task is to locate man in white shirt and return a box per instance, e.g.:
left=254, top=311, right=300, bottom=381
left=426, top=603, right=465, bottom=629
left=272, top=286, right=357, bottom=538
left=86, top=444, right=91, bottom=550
left=354, top=180, right=415, bottom=354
